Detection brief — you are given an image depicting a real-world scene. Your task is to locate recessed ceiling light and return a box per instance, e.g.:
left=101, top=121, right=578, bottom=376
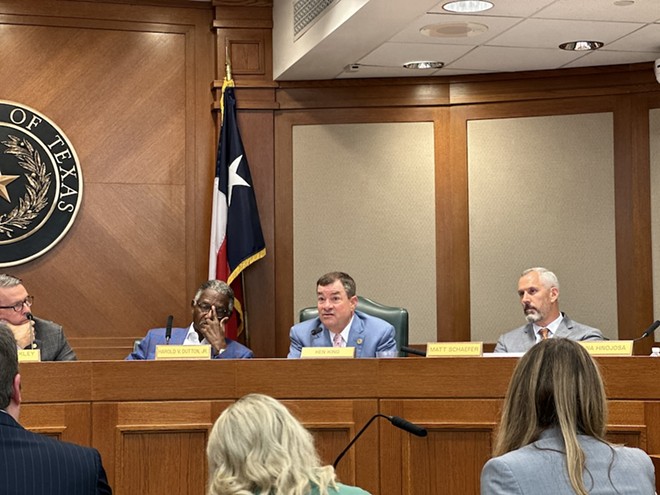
left=559, top=40, right=604, bottom=51
left=403, top=61, right=445, bottom=70
left=442, top=1, right=493, bottom=13
left=421, top=22, right=489, bottom=38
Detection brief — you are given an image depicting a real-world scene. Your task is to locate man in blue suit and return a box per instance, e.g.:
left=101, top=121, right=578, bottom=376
left=127, top=280, right=253, bottom=360
left=288, top=272, right=396, bottom=358
left=0, top=324, right=112, bottom=495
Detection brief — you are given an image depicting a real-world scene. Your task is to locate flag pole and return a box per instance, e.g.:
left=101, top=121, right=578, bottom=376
left=221, top=44, right=235, bottom=118
left=240, top=271, right=250, bottom=347
left=210, top=41, right=266, bottom=342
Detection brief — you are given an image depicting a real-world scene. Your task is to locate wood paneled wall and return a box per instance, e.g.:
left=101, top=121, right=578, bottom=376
left=19, top=358, right=660, bottom=495
left=0, top=0, right=215, bottom=354
left=2, top=1, right=660, bottom=358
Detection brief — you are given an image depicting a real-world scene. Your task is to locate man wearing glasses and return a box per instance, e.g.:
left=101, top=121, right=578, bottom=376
left=0, top=274, right=76, bottom=361
left=127, top=280, right=253, bottom=360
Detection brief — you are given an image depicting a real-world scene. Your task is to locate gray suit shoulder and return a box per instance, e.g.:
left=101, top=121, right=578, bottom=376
left=561, top=315, right=605, bottom=340
left=494, top=314, right=605, bottom=353
left=33, top=316, right=77, bottom=361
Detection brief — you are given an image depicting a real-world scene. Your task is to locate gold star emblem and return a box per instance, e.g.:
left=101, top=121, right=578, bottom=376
left=0, top=172, right=19, bottom=202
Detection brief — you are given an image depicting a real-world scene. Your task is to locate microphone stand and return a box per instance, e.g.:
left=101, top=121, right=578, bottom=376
left=333, top=414, right=385, bottom=469
left=333, top=414, right=427, bottom=468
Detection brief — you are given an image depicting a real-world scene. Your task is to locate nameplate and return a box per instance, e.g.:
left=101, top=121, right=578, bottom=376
left=18, top=349, right=41, bottom=362
left=580, top=341, right=633, bottom=356
left=427, top=342, right=483, bottom=357
left=301, top=347, right=355, bottom=358
left=155, top=344, right=211, bottom=360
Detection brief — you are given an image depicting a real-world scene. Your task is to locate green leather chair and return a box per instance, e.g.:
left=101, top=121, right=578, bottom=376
left=299, top=296, right=409, bottom=356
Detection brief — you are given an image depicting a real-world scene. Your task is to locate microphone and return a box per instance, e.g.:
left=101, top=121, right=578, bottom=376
left=26, top=313, right=36, bottom=349
left=389, top=415, right=428, bottom=437
left=400, top=345, right=426, bottom=357
left=333, top=413, right=427, bottom=468
left=165, top=315, right=173, bottom=344
left=311, top=326, right=322, bottom=336
left=633, top=320, right=660, bottom=342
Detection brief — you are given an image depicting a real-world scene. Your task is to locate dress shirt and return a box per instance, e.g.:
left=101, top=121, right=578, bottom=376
left=533, top=314, right=563, bottom=343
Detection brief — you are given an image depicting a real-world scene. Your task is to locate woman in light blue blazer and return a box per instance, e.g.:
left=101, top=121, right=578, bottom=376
left=206, top=394, right=370, bottom=495
left=481, top=339, right=655, bottom=495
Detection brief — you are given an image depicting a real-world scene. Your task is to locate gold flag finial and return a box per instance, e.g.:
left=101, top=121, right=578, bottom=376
left=220, top=43, right=235, bottom=119
left=225, top=44, right=233, bottom=83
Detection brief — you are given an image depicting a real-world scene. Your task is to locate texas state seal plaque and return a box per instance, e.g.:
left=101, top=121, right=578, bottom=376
left=0, top=101, right=83, bottom=267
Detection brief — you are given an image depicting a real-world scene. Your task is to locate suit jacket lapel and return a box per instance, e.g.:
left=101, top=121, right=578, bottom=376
left=553, top=314, right=573, bottom=338
left=317, top=328, right=332, bottom=347
left=347, top=314, right=365, bottom=357
left=523, top=323, right=536, bottom=344
left=306, top=318, right=331, bottom=347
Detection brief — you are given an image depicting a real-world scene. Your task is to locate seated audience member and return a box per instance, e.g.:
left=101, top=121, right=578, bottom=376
left=494, top=267, right=605, bottom=353
left=288, top=272, right=397, bottom=358
left=0, top=324, right=112, bottom=494
left=207, top=393, right=371, bottom=495
left=481, top=338, right=655, bottom=495
left=0, top=273, right=76, bottom=361
left=127, top=280, right=253, bottom=360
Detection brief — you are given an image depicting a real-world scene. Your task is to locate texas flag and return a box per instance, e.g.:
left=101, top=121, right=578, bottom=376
left=208, top=84, right=266, bottom=339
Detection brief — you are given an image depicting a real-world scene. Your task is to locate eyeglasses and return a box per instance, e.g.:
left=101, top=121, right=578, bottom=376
left=0, top=295, right=34, bottom=312
left=195, top=301, right=229, bottom=316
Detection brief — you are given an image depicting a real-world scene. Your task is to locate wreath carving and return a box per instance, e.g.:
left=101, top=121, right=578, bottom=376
left=0, top=135, right=51, bottom=238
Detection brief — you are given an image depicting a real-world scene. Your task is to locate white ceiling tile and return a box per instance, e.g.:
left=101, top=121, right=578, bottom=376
left=358, top=42, right=474, bottom=66
left=606, top=23, right=660, bottom=52
left=426, top=0, right=558, bottom=18
left=563, top=49, right=659, bottom=68
left=337, top=65, right=440, bottom=78
left=448, top=45, right=583, bottom=71
left=273, top=0, right=660, bottom=80
left=534, top=0, right=660, bottom=23
left=487, top=18, right=644, bottom=49
left=390, top=13, right=522, bottom=45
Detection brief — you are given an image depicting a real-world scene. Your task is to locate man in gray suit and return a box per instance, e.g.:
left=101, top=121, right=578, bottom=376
left=494, top=267, right=605, bottom=353
left=0, top=274, right=76, bottom=361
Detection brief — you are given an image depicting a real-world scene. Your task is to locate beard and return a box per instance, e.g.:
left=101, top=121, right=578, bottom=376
left=524, top=307, right=543, bottom=323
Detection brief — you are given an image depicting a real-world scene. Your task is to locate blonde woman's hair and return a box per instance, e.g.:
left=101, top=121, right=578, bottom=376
left=494, top=338, right=609, bottom=495
left=206, top=394, right=338, bottom=495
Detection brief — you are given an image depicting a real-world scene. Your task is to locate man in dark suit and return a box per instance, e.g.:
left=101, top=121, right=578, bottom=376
left=0, top=273, right=76, bottom=361
left=127, top=280, right=253, bottom=360
left=0, top=324, right=112, bottom=494
left=494, top=267, right=605, bottom=353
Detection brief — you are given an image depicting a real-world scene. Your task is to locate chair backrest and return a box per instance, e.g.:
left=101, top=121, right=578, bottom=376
left=299, top=295, right=409, bottom=353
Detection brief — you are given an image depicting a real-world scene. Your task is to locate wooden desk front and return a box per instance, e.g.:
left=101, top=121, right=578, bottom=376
left=18, top=357, right=660, bottom=495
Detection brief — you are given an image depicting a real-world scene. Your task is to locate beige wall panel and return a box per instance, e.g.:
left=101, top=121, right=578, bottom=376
left=292, top=122, right=437, bottom=345
left=468, top=113, right=618, bottom=343
left=651, top=108, right=660, bottom=340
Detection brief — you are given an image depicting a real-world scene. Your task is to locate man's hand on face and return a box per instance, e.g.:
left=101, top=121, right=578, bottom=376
left=198, top=305, right=228, bottom=354
left=4, top=319, right=34, bottom=349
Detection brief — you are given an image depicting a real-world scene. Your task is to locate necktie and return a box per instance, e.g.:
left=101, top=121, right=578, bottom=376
left=539, top=328, right=550, bottom=340
left=332, top=332, right=343, bottom=348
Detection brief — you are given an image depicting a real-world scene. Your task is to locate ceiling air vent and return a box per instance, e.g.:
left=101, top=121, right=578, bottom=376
left=293, top=0, right=338, bottom=40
